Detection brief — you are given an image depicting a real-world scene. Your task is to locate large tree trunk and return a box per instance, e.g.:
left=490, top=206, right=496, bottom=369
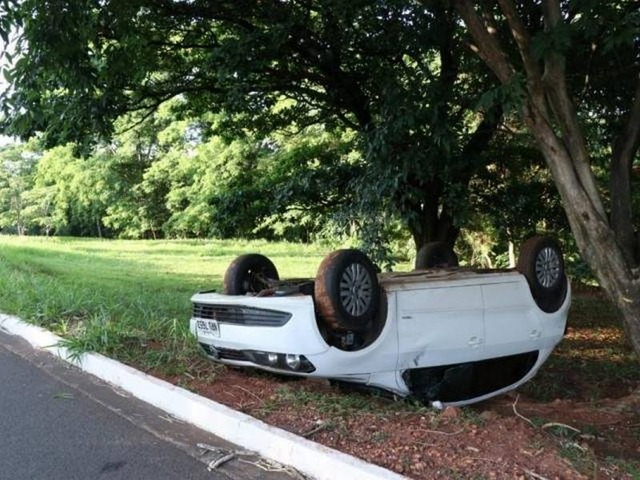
left=611, top=79, right=640, bottom=265
left=525, top=109, right=640, bottom=354
left=453, top=0, right=640, bottom=356
left=407, top=200, right=459, bottom=253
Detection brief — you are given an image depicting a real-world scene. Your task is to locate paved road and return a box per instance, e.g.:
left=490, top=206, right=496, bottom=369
left=0, top=330, right=296, bottom=480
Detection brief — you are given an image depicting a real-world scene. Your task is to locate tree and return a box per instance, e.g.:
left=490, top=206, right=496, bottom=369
left=0, top=142, right=39, bottom=234
left=136, top=115, right=363, bottom=241
left=451, top=0, right=640, bottom=354
left=0, top=0, right=502, bottom=251
left=35, top=144, right=114, bottom=236
left=254, top=125, right=364, bottom=243
left=98, top=107, right=178, bottom=239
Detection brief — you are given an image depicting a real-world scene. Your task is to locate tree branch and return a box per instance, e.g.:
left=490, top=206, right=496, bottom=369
left=451, top=0, right=515, bottom=84
left=540, top=0, right=607, bottom=219
left=147, top=40, right=220, bottom=50
left=613, top=76, right=640, bottom=174
left=454, top=0, right=609, bottom=237
left=496, top=0, right=544, bottom=102
left=150, top=0, right=257, bottom=32
left=461, top=106, right=503, bottom=166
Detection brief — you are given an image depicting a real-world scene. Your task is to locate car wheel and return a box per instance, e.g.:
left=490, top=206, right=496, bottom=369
left=223, top=254, right=279, bottom=295
left=415, top=241, right=459, bottom=269
left=516, top=236, right=568, bottom=313
left=315, top=249, right=380, bottom=331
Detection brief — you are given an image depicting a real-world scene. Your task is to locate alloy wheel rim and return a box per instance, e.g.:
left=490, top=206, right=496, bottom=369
left=339, top=263, right=373, bottom=316
left=535, top=247, right=560, bottom=288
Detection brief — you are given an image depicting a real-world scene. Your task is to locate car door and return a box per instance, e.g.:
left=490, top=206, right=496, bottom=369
left=395, top=284, right=485, bottom=370
left=482, top=277, right=543, bottom=358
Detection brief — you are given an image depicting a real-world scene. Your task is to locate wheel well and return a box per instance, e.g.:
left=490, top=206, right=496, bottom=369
left=315, top=287, right=388, bottom=351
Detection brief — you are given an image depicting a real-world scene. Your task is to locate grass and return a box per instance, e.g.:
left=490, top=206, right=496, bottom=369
left=605, top=458, right=640, bottom=479
left=0, top=235, right=328, bottom=373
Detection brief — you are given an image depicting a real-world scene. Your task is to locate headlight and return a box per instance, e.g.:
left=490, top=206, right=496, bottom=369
left=248, top=351, right=315, bottom=373
left=285, top=354, right=301, bottom=370
left=267, top=352, right=279, bottom=366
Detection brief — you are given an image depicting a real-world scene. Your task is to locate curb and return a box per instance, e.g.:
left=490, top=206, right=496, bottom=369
left=0, top=314, right=406, bottom=480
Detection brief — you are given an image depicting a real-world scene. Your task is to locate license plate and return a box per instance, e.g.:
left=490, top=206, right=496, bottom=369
left=196, top=319, right=220, bottom=339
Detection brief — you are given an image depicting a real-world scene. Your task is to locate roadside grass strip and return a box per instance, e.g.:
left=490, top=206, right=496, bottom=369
left=0, top=235, right=326, bottom=375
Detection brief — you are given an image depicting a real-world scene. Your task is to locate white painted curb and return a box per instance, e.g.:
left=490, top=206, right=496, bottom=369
left=0, top=314, right=406, bottom=480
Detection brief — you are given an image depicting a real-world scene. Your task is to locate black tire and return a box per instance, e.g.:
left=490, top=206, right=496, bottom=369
left=516, top=236, right=568, bottom=313
left=415, top=242, right=459, bottom=269
left=314, top=249, right=380, bottom=331
left=223, top=254, right=279, bottom=295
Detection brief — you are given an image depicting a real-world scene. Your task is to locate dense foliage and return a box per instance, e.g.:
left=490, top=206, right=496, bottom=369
left=452, top=0, right=640, bottom=354
left=0, top=0, right=508, bottom=252
left=0, top=109, right=363, bottom=242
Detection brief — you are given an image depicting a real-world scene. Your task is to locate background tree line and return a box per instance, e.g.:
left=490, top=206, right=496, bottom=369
left=0, top=106, right=356, bottom=242
left=0, top=100, right=572, bottom=272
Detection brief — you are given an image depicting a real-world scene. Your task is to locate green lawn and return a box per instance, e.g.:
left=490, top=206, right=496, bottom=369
left=0, top=235, right=328, bottom=371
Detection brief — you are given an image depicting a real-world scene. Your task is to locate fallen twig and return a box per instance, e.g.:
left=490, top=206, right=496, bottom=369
left=239, top=458, right=306, bottom=479
left=523, top=468, right=549, bottom=480
left=541, top=422, right=581, bottom=434
left=512, top=394, right=535, bottom=427
left=197, top=443, right=222, bottom=454
left=207, top=453, right=235, bottom=471
left=233, top=385, right=264, bottom=405
left=460, top=455, right=493, bottom=462
left=522, top=447, right=545, bottom=457
left=302, top=421, right=328, bottom=438
left=565, top=441, right=587, bottom=452
left=197, top=443, right=251, bottom=457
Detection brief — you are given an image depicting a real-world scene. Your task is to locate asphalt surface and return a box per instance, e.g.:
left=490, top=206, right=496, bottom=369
left=0, top=330, right=298, bottom=480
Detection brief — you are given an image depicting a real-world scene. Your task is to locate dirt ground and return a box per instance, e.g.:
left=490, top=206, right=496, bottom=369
left=152, top=287, right=640, bottom=480
left=158, top=368, right=639, bottom=480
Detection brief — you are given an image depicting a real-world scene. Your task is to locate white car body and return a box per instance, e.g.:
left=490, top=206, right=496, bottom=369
left=190, top=268, right=571, bottom=406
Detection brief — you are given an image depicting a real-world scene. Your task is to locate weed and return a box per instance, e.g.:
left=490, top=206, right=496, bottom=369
left=460, top=407, right=485, bottom=426
left=559, top=440, right=598, bottom=477
left=371, top=431, right=389, bottom=444
left=275, top=384, right=402, bottom=419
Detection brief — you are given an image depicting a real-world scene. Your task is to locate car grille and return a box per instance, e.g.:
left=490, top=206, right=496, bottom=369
left=199, top=343, right=250, bottom=362
left=192, top=303, right=291, bottom=327
left=217, top=347, right=250, bottom=361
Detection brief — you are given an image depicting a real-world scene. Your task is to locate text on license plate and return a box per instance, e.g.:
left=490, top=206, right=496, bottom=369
left=196, top=319, right=220, bottom=338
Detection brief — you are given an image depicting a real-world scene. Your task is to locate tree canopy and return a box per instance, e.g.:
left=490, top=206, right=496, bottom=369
left=0, top=0, right=504, bottom=251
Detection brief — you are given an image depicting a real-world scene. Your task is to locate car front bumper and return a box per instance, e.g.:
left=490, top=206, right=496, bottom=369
left=189, top=292, right=408, bottom=394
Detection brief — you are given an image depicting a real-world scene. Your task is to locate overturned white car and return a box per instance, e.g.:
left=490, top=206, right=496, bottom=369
left=190, top=236, right=570, bottom=406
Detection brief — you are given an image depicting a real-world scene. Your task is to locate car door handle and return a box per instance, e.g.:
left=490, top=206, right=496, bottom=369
left=468, top=336, right=483, bottom=347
